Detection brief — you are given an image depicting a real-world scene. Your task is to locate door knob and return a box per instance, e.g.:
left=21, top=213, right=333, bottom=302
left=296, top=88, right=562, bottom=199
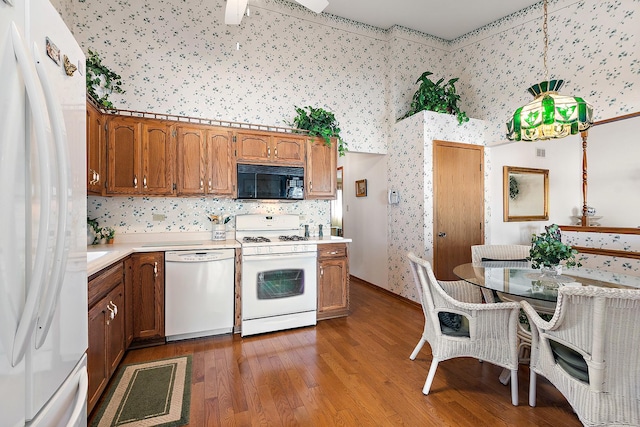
left=438, top=232, right=447, bottom=237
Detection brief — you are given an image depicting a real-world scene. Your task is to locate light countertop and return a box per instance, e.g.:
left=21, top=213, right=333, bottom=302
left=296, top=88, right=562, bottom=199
left=87, top=232, right=351, bottom=276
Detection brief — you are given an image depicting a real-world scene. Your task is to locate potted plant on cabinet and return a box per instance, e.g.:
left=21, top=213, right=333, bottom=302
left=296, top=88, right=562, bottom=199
left=399, top=71, right=469, bottom=125
left=528, top=224, right=581, bottom=274
left=287, top=106, right=347, bottom=156
left=86, top=48, right=125, bottom=109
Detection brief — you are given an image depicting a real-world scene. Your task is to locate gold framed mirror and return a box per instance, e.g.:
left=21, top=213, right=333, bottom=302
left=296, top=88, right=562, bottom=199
left=503, top=166, right=549, bottom=222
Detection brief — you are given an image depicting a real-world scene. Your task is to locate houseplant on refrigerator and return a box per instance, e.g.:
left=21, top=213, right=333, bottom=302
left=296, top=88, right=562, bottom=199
left=86, top=48, right=125, bottom=109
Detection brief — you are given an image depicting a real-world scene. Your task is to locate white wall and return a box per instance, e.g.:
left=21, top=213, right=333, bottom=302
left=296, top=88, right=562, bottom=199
left=339, top=152, right=388, bottom=288
left=487, top=139, right=582, bottom=244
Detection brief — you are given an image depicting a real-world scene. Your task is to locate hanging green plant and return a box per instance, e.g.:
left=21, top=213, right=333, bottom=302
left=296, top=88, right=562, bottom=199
left=287, top=106, right=347, bottom=157
left=399, top=71, right=469, bottom=125
left=86, top=48, right=125, bottom=109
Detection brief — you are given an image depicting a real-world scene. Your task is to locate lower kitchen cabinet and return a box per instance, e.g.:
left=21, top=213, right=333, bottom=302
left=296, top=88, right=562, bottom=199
left=129, top=252, right=165, bottom=346
left=317, top=243, right=350, bottom=320
left=87, top=262, right=126, bottom=414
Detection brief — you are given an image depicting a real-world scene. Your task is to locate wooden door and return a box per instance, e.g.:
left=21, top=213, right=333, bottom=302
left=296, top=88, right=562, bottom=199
left=206, top=127, right=235, bottom=197
left=272, top=135, right=305, bottom=165
left=236, top=131, right=271, bottom=163
left=433, top=140, right=484, bottom=280
left=141, top=120, right=174, bottom=195
left=130, top=252, right=165, bottom=342
left=176, top=126, right=206, bottom=195
left=107, top=117, right=141, bottom=194
left=86, top=102, right=105, bottom=195
left=305, top=137, right=337, bottom=199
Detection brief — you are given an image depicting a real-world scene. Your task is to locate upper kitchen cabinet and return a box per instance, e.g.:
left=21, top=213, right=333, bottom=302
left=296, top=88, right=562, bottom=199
left=236, top=130, right=305, bottom=166
left=305, top=137, right=337, bottom=199
left=86, top=100, right=105, bottom=195
left=106, top=116, right=175, bottom=196
left=176, top=125, right=236, bottom=197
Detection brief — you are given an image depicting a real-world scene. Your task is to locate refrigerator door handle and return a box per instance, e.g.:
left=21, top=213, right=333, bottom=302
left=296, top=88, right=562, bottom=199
left=32, top=42, right=71, bottom=349
left=65, top=366, right=88, bottom=427
left=9, top=23, right=54, bottom=367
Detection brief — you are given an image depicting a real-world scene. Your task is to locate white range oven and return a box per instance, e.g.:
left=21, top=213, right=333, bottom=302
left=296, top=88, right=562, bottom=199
left=236, top=214, right=317, bottom=337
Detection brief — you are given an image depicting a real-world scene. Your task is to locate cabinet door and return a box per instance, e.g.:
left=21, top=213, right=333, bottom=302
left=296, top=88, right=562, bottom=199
left=130, top=252, right=165, bottom=342
left=317, top=244, right=349, bottom=320
left=176, top=126, right=206, bottom=195
left=306, top=137, right=337, bottom=199
left=106, top=285, right=125, bottom=376
left=206, top=127, right=236, bottom=197
left=87, top=296, right=108, bottom=414
left=124, top=257, right=134, bottom=348
left=86, top=101, right=105, bottom=195
left=272, top=135, right=305, bottom=165
left=236, top=131, right=271, bottom=163
left=107, top=116, right=141, bottom=194
left=141, top=121, right=175, bottom=195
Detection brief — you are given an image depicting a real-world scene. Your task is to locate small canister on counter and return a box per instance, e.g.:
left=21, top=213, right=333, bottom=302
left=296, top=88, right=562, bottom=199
left=212, top=224, right=226, bottom=241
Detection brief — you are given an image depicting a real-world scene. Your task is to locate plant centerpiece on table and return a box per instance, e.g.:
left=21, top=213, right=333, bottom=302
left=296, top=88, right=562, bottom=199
left=86, top=48, right=125, bottom=109
left=399, top=71, right=469, bottom=125
left=528, top=224, right=581, bottom=272
left=287, top=106, right=347, bottom=156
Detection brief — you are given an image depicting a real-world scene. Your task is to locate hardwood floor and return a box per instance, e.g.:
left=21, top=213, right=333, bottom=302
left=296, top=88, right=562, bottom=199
left=92, top=277, right=582, bottom=426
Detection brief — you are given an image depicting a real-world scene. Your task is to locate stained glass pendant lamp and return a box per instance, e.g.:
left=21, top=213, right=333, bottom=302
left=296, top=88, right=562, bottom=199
left=506, top=0, right=593, bottom=141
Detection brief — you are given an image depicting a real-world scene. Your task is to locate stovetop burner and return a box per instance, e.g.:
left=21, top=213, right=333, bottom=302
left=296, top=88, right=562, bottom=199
left=279, top=235, right=308, bottom=241
left=242, top=236, right=272, bottom=243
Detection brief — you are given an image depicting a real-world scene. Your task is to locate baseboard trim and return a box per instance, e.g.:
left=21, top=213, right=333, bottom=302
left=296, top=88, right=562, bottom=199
left=349, top=275, right=420, bottom=309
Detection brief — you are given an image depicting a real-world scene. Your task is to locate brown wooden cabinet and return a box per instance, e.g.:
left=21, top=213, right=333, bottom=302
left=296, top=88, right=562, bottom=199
left=86, top=101, right=105, bottom=195
left=317, top=243, right=349, bottom=320
left=176, top=125, right=235, bottom=197
left=236, top=130, right=305, bottom=166
left=106, top=116, right=175, bottom=195
left=129, top=252, right=165, bottom=346
left=305, top=137, right=337, bottom=199
left=87, top=262, right=125, bottom=414
left=124, top=257, right=134, bottom=348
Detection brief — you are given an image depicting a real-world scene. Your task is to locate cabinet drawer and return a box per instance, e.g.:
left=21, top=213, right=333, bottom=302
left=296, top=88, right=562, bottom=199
left=88, top=262, right=124, bottom=307
left=318, top=244, right=347, bottom=259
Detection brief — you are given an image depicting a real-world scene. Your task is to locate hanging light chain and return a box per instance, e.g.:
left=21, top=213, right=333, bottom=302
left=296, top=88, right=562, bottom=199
left=543, top=0, right=549, bottom=82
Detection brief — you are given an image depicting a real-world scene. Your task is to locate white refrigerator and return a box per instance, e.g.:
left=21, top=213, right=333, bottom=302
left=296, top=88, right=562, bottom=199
left=0, top=0, right=88, bottom=426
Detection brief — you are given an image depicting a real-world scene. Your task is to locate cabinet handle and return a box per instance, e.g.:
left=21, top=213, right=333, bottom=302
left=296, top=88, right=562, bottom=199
left=199, top=179, right=204, bottom=190
left=106, top=303, right=115, bottom=323
left=154, top=261, right=158, bottom=277
left=330, top=251, right=338, bottom=255
left=309, top=181, right=312, bottom=190
left=95, top=172, right=100, bottom=184
left=274, top=147, right=278, bottom=158
left=109, top=301, right=118, bottom=317
left=268, top=147, right=271, bottom=157
left=143, top=176, right=147, bottom=189
left=320, top=266, right=323, bottom=276
left=133, top=174, right=138, bottom=188
left=208, top=179, right=212, bottom=191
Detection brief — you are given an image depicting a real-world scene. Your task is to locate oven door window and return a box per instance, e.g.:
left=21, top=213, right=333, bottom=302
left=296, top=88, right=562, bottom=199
left=257, top=269, right=304, bottom=299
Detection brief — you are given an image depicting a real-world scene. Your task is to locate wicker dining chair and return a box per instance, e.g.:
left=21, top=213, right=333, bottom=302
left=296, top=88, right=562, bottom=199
left=522, top=286, right=640, bottom=426
left=407, top=252, right=521, bottom=405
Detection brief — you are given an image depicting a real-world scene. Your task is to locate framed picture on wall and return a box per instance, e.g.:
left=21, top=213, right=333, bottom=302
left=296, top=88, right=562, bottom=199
left=356, top=179, right=367, bottom=197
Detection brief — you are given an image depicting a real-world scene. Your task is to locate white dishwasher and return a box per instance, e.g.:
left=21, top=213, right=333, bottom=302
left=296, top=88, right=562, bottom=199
left=165, top=249, right=235, bottom=341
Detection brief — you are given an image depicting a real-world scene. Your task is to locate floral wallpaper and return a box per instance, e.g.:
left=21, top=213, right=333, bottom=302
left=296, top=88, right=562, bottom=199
left=563, top=230, right=640, bottom=274
left=387, top=111, right=488, bottom=301
left=88, top=196, right=330, bottom=237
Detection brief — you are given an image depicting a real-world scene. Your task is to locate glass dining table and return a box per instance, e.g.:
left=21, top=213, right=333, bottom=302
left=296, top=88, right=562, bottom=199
left=453, top=261, right=640, bottom=309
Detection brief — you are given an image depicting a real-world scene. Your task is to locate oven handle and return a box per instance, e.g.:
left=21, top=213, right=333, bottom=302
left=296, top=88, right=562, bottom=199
left=243, top=252, right=317, bottom=262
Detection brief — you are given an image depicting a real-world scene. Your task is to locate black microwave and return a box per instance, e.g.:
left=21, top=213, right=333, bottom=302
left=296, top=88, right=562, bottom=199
left=237, top=164, right=304, bottom=200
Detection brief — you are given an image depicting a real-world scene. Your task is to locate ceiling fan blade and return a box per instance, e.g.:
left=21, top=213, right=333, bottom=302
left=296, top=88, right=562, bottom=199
left=225, top=0, right=249, bottom=25
left=296, top=0, right=328, bottom=14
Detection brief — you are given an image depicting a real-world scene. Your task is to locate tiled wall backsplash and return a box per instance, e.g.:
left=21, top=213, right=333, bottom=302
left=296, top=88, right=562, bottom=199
left=88, top=197, right=330, bottom=238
